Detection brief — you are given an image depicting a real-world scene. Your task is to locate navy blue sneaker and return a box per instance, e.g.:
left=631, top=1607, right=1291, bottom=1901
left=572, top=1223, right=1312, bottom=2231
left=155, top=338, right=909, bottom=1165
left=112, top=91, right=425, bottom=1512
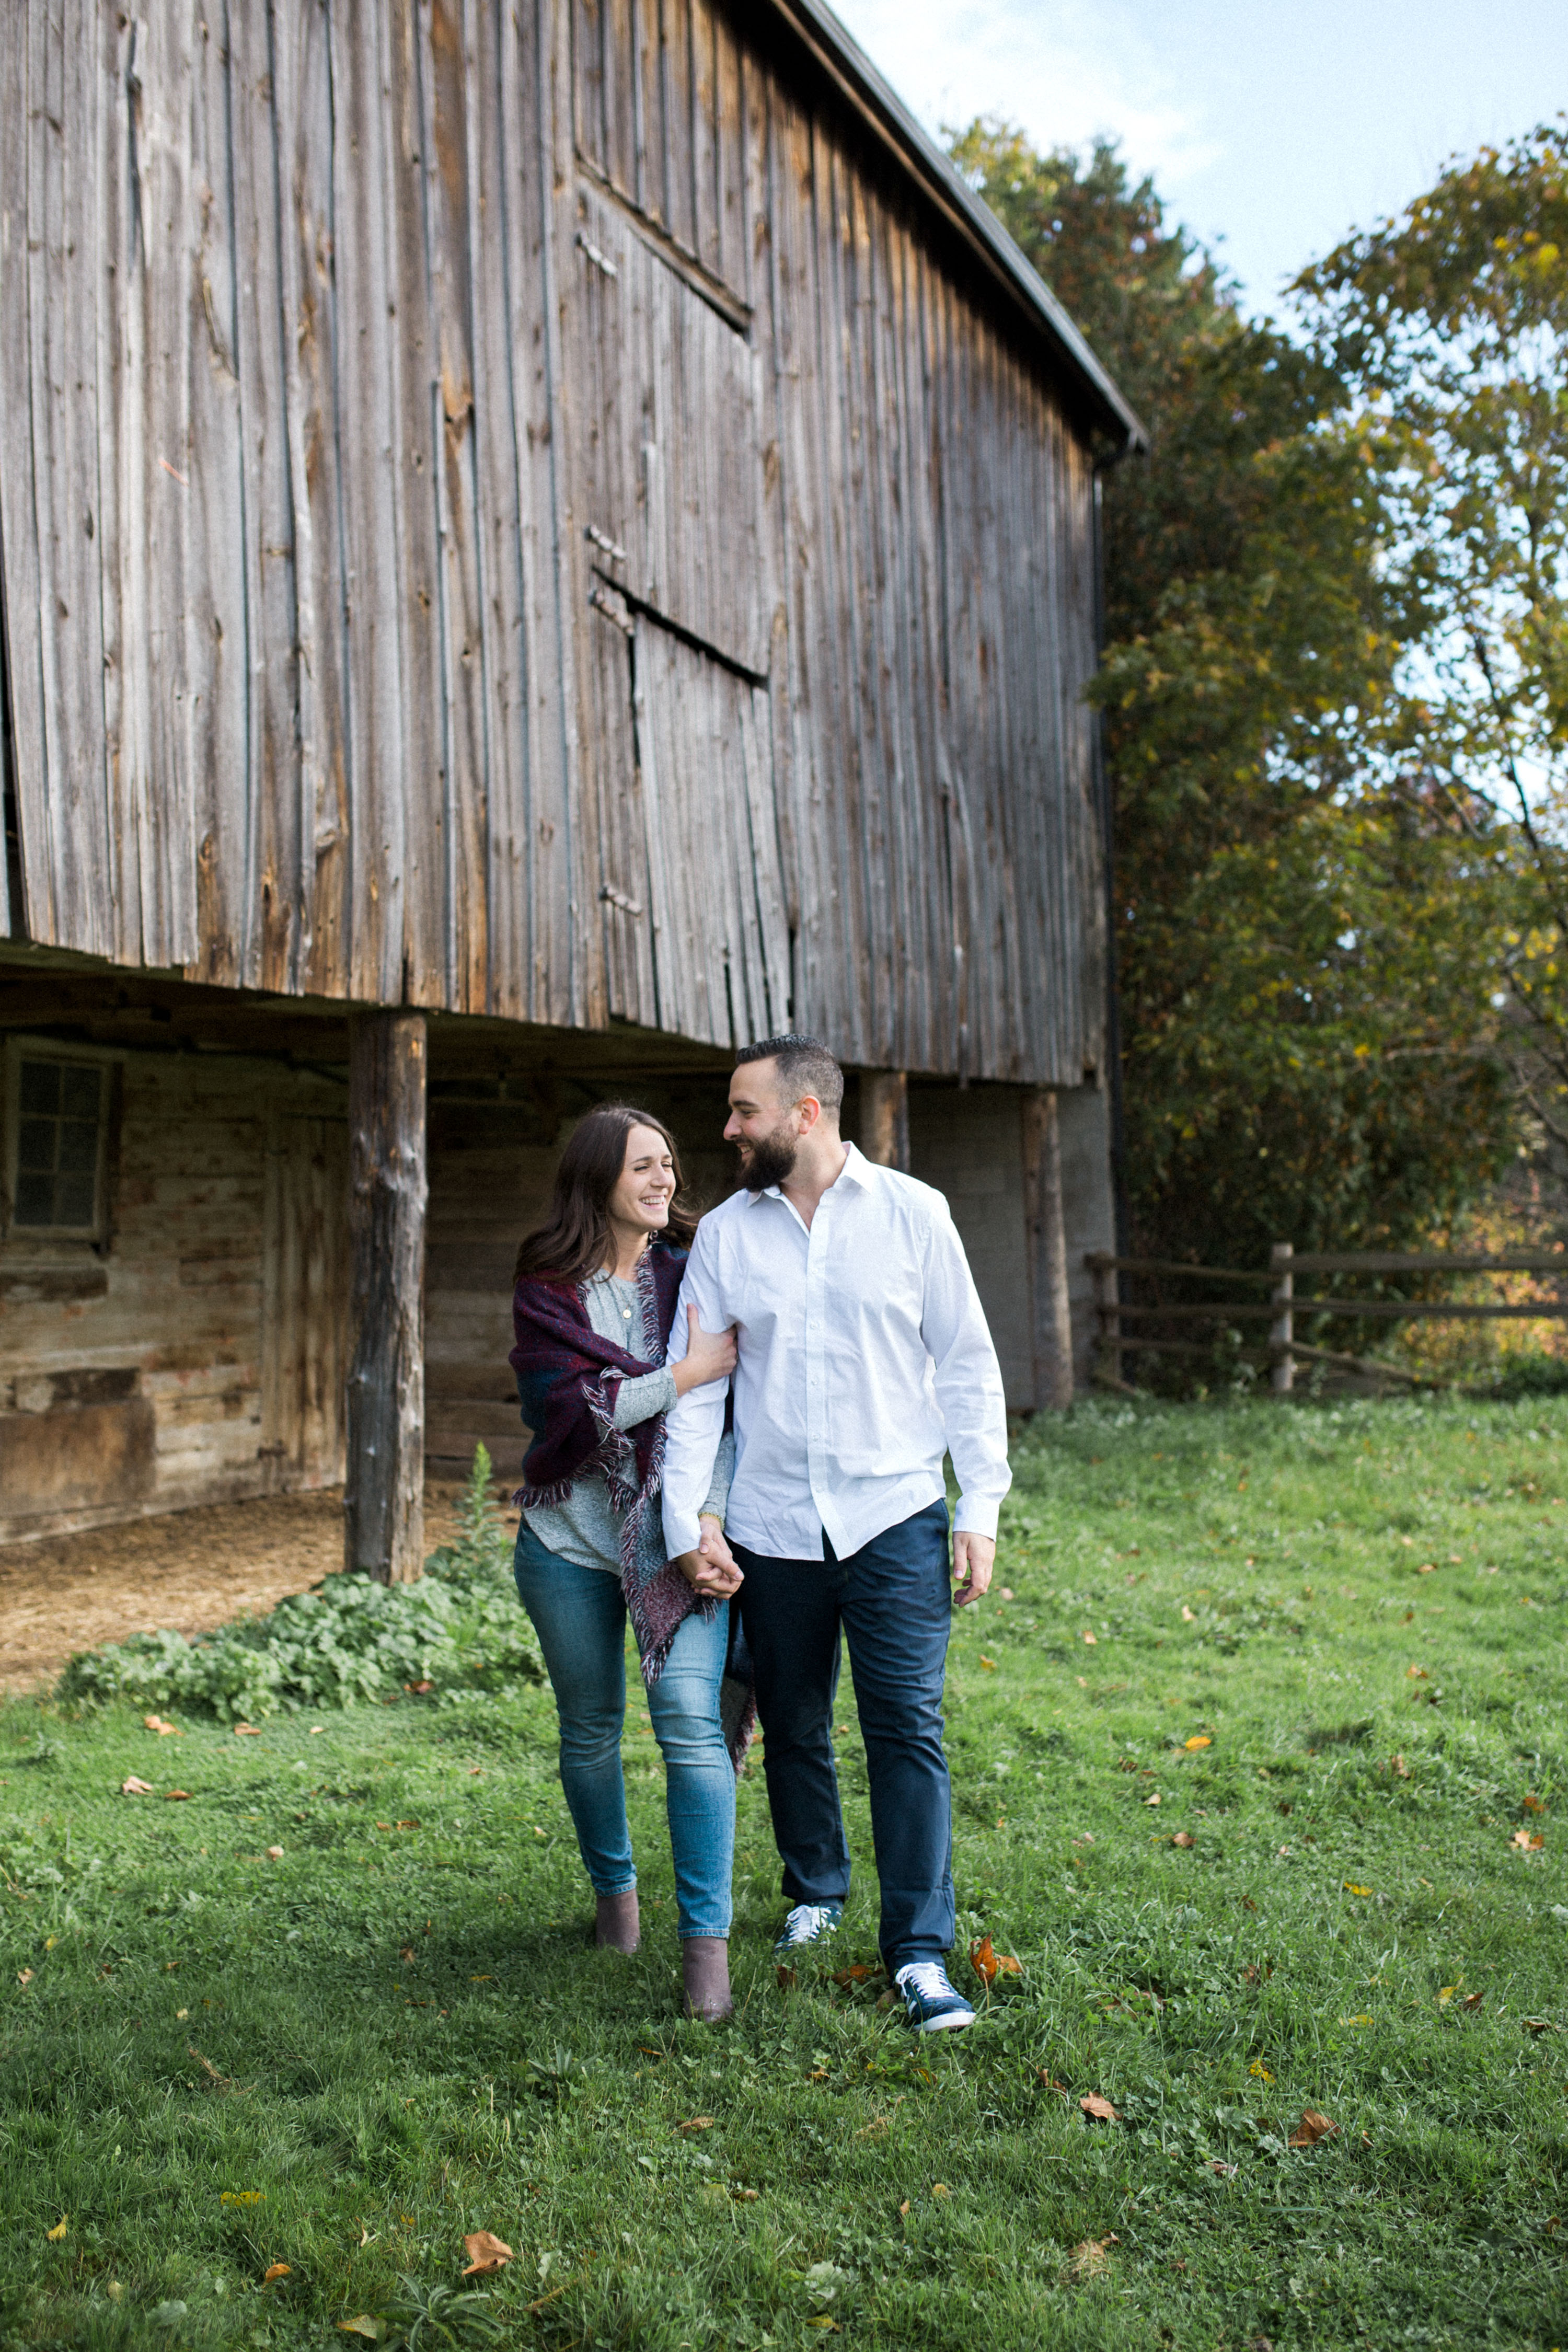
left=894, top=1961, right=976, bottom=2032
left=773, top=1901, right=843, bottom=1957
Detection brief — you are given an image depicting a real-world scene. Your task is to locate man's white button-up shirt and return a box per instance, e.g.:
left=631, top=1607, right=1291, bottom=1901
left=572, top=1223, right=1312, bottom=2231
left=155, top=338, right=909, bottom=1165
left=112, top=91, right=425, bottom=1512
left=660, top=1145, right=1011, bottom=1562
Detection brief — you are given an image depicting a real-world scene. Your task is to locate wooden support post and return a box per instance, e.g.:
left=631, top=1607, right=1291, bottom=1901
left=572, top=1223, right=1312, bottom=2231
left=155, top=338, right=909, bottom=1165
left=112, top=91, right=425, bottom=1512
left=1089, top=1252, right=1123, bottom=1390
left=1270, top=1241, right=1295, bottom=1395
left=345, top=1011, right=428, bottom=1583
left=1022, top=1089, right=1075, bottom=1409
left=861, top=1069, right=909, bottom=1170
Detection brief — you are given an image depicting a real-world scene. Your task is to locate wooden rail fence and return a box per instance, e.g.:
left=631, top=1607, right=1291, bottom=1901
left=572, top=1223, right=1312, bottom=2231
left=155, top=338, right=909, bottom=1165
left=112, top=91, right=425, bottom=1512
left=1087, top=1248, right=1568, bottom=1392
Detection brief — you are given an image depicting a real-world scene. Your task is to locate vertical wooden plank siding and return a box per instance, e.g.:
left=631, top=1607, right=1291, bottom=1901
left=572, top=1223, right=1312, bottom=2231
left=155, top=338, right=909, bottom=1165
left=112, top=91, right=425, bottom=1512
left=0, top=0, right=1111, bottom=1088
left=273, top=0, right=353, bottom=999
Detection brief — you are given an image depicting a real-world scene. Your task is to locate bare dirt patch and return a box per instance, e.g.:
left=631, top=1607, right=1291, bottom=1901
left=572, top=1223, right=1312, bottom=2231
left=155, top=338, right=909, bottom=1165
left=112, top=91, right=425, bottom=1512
left=0, top=1484, right=483, bottom=1695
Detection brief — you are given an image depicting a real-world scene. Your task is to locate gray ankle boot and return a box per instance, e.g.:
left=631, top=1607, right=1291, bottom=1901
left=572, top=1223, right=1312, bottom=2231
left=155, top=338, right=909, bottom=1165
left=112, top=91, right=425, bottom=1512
left=682, top=1936, right=733, bottom=2021
left=595, top=1889, right=640, bottom=1953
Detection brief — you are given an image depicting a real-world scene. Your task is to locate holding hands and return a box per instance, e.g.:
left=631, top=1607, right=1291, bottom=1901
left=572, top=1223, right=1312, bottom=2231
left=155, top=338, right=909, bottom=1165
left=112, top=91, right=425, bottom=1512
left=674, top=1514, right=743, bottom=1599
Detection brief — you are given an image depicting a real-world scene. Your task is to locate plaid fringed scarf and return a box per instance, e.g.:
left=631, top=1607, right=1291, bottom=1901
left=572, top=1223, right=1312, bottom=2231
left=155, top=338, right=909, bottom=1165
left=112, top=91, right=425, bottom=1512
left=510, top=1242, right=754, bottom=1769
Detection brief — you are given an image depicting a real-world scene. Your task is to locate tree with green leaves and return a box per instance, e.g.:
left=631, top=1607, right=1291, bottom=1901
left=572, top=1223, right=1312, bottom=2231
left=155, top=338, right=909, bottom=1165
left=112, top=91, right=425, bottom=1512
left=949, top=123, right=1517, bottom=1276
left=1296, top=122, right=1568, bottom=1160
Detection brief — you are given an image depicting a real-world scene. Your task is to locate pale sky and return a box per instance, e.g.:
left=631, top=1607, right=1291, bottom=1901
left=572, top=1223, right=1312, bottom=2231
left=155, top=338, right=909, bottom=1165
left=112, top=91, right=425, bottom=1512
left=830, top=0, right=1568, bottom=318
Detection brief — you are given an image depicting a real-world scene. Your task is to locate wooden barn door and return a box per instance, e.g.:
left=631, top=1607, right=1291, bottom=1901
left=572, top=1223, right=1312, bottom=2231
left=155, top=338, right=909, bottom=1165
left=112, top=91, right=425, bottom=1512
left=260, top=1110, right=350, bottom=1489
left=570, top=183, right=790, bottom=1047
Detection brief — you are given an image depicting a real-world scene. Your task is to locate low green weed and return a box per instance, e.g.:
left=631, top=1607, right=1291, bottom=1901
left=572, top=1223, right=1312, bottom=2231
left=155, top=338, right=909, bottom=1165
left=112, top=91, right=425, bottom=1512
left=55, top=1451, right=541, bottom=1725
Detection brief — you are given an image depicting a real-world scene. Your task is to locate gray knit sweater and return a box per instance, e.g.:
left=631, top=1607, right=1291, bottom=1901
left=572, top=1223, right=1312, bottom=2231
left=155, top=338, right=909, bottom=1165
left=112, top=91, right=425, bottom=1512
left=522, top=1266, right=732, bottom=1574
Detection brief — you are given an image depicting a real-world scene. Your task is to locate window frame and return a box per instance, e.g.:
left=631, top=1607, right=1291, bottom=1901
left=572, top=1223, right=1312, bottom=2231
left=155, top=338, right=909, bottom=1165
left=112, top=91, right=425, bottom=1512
left=2, top=1037, right=117, bottom=1244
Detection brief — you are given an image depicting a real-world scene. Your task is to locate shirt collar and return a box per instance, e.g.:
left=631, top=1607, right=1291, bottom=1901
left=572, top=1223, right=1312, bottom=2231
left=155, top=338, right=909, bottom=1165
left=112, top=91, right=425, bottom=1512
left=749, top=1140, right=870, bottom=1205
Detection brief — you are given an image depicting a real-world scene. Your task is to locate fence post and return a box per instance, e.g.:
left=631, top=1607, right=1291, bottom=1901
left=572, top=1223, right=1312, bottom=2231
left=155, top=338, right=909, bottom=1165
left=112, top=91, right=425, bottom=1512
left=1270, top=1241, right=1295, bottom=1394
left=1090, top=1252, right=1122, bottom=1389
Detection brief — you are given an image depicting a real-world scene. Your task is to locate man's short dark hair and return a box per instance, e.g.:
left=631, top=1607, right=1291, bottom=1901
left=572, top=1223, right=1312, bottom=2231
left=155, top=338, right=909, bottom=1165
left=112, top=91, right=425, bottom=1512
left=735, top=1033, right=844, bottom=1118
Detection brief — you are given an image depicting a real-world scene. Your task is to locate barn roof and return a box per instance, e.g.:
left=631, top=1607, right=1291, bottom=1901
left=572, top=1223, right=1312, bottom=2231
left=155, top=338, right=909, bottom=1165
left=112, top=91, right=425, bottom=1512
left=764, top=0, right=1149, bottom=454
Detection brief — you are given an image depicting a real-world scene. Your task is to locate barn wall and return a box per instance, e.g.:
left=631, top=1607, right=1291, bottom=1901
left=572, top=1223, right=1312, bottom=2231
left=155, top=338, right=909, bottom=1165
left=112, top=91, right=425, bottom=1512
left=1, top=0, right=1111, bottom=1090
left=0, top=1045, right=348, bottom=1543
left=907, top=1077, right=1112, bottom=1406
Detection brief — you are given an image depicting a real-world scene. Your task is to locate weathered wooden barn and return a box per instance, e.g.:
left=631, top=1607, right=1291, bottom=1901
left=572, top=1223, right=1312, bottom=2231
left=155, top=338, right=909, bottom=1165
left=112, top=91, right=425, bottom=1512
left=0, top=0, right=1142, bottom=1569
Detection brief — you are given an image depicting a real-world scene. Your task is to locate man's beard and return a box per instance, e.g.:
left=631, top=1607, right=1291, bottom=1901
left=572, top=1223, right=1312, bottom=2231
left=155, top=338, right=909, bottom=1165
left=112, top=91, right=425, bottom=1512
left=737, top=1125, right=798, bottom=1193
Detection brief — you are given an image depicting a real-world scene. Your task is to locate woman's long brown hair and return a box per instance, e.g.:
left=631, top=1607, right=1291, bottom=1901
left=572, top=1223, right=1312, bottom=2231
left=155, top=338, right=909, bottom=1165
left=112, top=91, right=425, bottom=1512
left=513, top=1103, right=699, bottom=1286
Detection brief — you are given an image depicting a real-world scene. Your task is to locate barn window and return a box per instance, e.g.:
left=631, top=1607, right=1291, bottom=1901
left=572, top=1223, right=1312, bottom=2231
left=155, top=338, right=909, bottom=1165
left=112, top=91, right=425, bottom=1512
left=4, top=1050, right=111, bottom=1238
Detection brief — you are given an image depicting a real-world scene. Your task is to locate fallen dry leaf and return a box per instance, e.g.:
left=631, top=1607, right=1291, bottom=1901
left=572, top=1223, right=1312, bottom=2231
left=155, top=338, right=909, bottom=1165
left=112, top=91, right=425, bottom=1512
left=461, top=2231, right=513, bottom=2276
left=1143, top=1791, right=1161, bottom=1806
left=1287, top=2108, right=1339, bottom=2148
left=1063, top=2234, right=1119, bottom=2281
left=262, top=2264, right=291, bottom=2284
left=969, top=1934, right=1022, bottom=1986
left=266, top=1846, right=284, bottom=1860
left=1525, top=1792, right=1547, bottom=1814
left=399, top=1947, right=416, bottom=1965
left=1415, top=1563, right=1437, bottom=1575
left=1343, top=1882, right=1373, bottom=1897
left=1081, top=1629, right=1097, bottom=1645
left=164, top=1790, right=191, bottom=1802
left=405, top=1681, right=434, bottom=1696
left=1171, top=1831, right=1194, bottom=1849
left=1523, top=2017, right=1558, bottom=2035
left=829, top=1963, right=881, bottom=1987
left=1079, top=2093, right=1117, bottom=2122
left=1209, top=2159, right=1237, bottom=2177
left=898, top=2199, right=910, bottom=2217
left=45, top=2216, right=67, bottom=2241
left=1406, top=1665, right=1428, bottom=1681
left=776, top=1964, right=797, bottom=1990
left=16, top=1968, right=33, bottom=1986
left=731, top=2186, right=759, bottom=2201
left=1511, top=1828, right=1545, bottom=1851
left=189, top=2045, right=241, bottom=2093
left=121, top=1776, right=155, bottom=1796
left=338, top=2322, right=381, bottom=2343
left=233, top=1724, right=262, bottom=1737
left=998, top=1586, right=1014, bottom=1600
left=1184, top=1734, right=1212, bottom=1751
left=1391, top=1755, right=1410, bottom=1778
left=678, top=2116, right=716, bottom=2132
left=1181, top=1605, right=1195, bottom=1623
left=1464, top=1991, right=1483, bottom=2010
left=931, top=2182, right=950, bottom=2196
left=979, top=1656, right=997, bottom=1670
left=144, top=1714, right=184, bottom=1736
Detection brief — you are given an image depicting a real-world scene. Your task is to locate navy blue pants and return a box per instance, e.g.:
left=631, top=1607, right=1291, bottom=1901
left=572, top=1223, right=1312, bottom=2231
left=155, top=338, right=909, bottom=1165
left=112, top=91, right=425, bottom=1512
left=731, top=1500, right=954, bottom=1970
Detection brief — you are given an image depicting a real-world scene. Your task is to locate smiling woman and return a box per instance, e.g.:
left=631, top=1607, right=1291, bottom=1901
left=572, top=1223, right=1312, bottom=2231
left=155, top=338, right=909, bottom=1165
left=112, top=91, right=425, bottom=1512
left=506, top=1103, right=747, bottom=2022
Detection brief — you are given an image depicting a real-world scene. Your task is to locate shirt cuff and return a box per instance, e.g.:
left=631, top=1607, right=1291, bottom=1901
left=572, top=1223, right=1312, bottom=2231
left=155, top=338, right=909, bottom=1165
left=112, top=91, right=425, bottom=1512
left=663, top=1504, right=703, bottom=1558
left=952, top=1494, right=1001, bottom=1541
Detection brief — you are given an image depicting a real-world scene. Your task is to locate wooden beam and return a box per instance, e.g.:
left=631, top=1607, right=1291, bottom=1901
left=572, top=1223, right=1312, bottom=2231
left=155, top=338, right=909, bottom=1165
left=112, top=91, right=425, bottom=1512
left=1021, top=1088, right=1074, bottom=1410
left=861, top=1069, right=909, bottom=1170
left=345, top=1011, right=428, bottom=1583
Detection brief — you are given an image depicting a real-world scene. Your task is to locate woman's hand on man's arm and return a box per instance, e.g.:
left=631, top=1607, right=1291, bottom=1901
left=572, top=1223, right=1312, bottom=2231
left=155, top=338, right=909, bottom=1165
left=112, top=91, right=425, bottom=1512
left=670, top=1306, right=738, bottom=1397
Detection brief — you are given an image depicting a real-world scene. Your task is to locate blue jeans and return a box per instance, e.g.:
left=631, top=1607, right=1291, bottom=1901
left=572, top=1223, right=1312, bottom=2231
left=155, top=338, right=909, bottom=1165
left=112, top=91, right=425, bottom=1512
left=512, top=1525, right=734, bottom=1940
left=732, top=1500, right=954, bottom=1970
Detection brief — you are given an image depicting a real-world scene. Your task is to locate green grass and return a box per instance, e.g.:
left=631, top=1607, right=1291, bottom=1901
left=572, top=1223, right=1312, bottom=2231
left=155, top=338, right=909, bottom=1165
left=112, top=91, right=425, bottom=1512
left=3, top=1393, right=1567, bottom=2351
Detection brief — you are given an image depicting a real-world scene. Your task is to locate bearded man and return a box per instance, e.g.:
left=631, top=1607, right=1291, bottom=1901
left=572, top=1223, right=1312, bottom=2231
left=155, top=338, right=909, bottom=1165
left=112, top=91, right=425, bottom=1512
left=660, top=1034, right=1011, bottom=2032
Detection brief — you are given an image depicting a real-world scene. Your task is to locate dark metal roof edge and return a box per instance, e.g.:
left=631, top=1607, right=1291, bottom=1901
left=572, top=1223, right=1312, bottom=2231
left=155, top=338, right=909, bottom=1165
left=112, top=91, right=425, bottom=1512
left=758, top=0, right=1149, bottom=454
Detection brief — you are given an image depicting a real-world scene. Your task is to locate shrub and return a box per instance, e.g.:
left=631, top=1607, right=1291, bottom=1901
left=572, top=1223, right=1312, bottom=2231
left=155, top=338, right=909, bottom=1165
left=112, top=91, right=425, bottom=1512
left=56, top=1448, right=543, bottom=1722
